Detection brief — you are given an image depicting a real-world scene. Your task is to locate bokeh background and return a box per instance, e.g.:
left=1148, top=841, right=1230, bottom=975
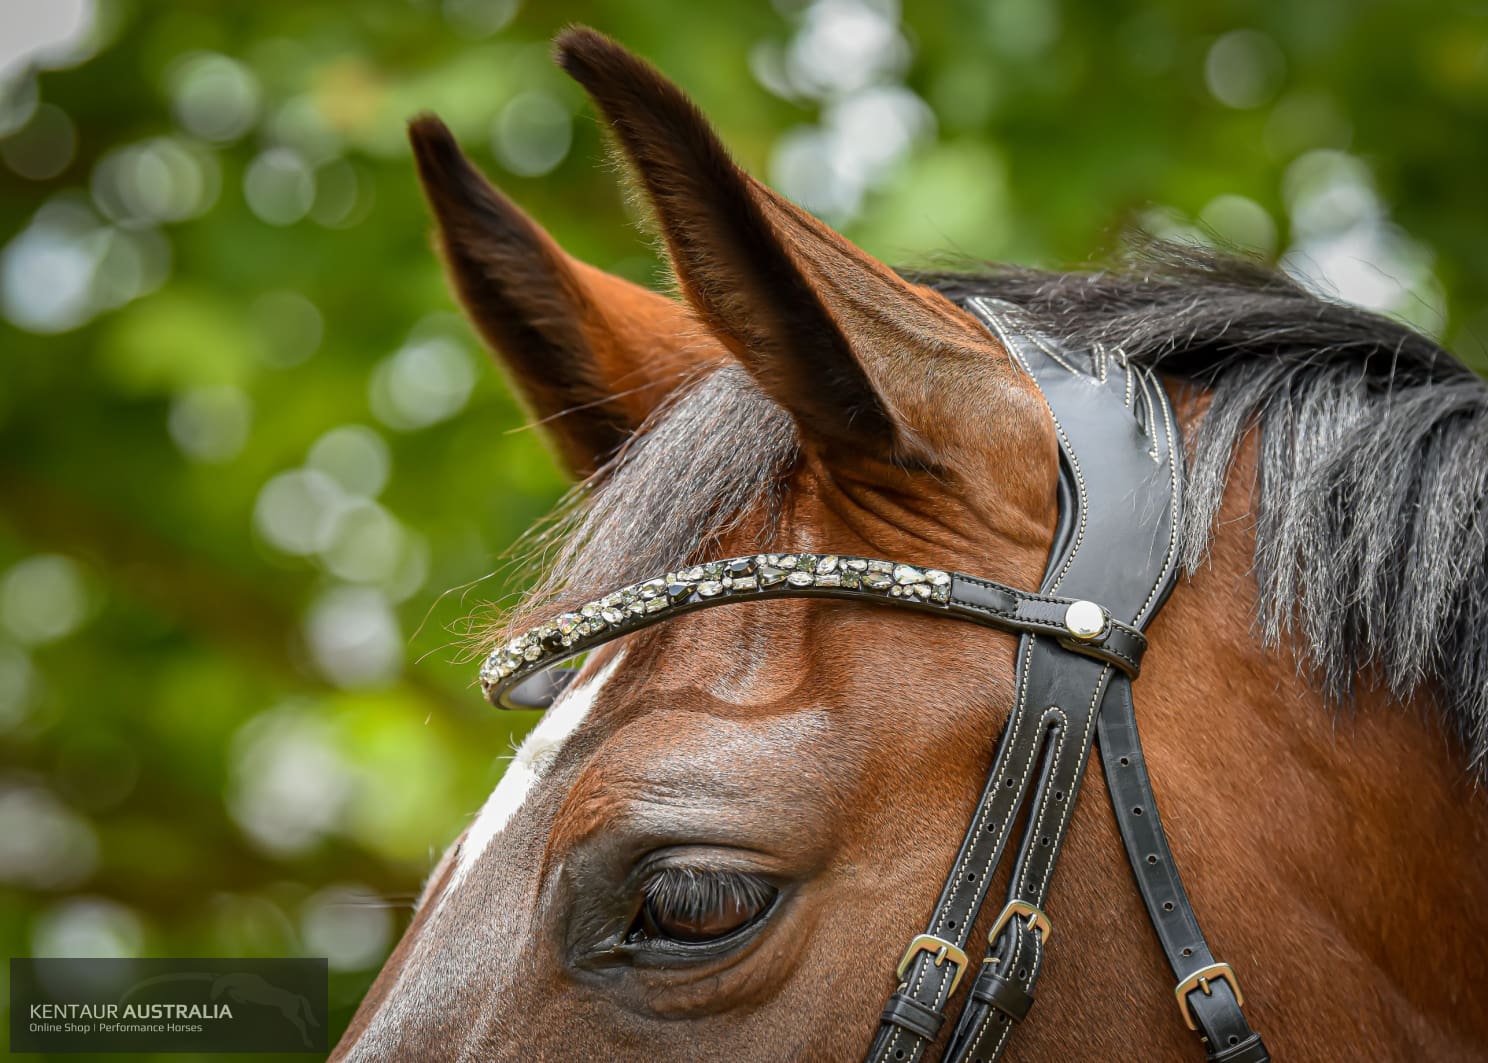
left=3, top=0, right=1487, bottom=1057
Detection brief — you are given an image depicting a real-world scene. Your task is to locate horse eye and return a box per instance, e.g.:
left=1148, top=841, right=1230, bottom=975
left=633, top=869, right=777, bottom=945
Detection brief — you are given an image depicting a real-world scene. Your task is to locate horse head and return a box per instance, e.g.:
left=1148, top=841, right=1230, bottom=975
left=335, top=28, right=1488, bottom=1062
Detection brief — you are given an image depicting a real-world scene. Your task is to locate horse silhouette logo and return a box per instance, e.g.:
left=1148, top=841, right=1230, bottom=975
left=122, top=971, right=320, bottom=1047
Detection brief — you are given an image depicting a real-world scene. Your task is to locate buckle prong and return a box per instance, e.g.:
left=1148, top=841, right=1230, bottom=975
left=896, top=934, right=969, bottom=996
left=987, top=900, right=1052, bottom=947
left=1174, top=962, right=1244, bottom=1031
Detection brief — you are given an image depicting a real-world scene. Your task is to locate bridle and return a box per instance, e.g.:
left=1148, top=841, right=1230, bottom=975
left=476, top=299, right=1269, bottom=1063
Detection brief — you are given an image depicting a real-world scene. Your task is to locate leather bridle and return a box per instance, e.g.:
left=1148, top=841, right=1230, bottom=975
left=477, top=300, right=1269, bottom=1062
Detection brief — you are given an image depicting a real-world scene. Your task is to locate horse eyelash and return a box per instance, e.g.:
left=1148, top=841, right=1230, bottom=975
left=641, top=867, right=775, bottom=919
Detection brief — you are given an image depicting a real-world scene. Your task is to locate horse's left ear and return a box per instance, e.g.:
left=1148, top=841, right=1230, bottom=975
left=555, top=28, right=1022, bottom=470
left=409, top=115, right=727, bottom=479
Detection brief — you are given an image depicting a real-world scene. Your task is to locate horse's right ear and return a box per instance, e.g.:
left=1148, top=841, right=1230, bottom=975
left=408, top=115, right=725, bottom=479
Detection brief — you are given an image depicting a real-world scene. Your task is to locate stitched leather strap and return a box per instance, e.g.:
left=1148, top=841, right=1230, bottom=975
left=1098, top=679, right=1269, bottom=1062
left=863, top=299, right=1188, bottom=1063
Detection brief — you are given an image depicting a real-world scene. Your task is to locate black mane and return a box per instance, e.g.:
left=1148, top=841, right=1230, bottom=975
left=505, top=243, right=1488, bottom=775
left=922, top=245, right=1488, bottom=773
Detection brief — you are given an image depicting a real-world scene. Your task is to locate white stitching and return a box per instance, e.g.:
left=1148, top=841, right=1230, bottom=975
left=1017, top=705, right=1070, bottom=897
left=1029, top=669, right=1109, bottom=898
left=1133, top=366, right=1182, bottom=625
left=984, top=932, right=1042, bottom=1061
left=966, top=300, right=1090, bottom=595
left=932, top=635, right=1043, bottom=936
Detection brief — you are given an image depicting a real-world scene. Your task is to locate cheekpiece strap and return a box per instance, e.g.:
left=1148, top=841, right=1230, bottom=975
left=864, top=297, right=1185, bottom=1063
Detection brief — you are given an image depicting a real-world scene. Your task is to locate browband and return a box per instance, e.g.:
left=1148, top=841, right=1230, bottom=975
left=479, top=553, right=1147, bottom=710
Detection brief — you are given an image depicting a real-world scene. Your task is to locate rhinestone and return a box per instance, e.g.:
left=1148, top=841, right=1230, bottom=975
left=698, top=580, right=724, bottom=598
left=701, top=561, right=725, bottom=579
left=814, top=574, right=842, bottom=587
left=644, top=597, right=668, bottom=614
left=787, top=571, right=814, bottom=587
left=816, top=555, right=839, bottom=574
left=930, top=584, right=951, bottom=604
left=682, top=566, right=706, bottom=582
left=780, top=555, right=799, bottom=570
left=893, top=564, right=925, bottom=585
left=627, top=601, right=646, bottom=616
left=867, top=559, right=893, bottom=573
left=538, top=625, right=560, bottom=649
left=601, top=607, right=625, bottom=625
left=640, top=579, right=667, bottom=599
left=758, top=567, right=787, bottom=588
left=581, top=603, right=600, bottom=618
left=911, top=584, right=932, bottom=600
left=926, top=570, right=951, bottom=587
left=1064, top=600, right=1106, bottom=640
left=523, top=643, right=543, bottom=662
left=890, top=585, right=904, bottom=596
left=766, top=554, right=784, bottom=567
left=666, top=581, right=694, bottom=601
left=731, top=575, right=758, bottom=591
left=839, top=570, right=862, bottom=589
left=864, top=572, right=893, bottom=591
left=582, top=618, right=604, bottom=635
left=556, top=612, right=582, bottom=635
left=725, top=558, right=755, bottom=578
left=846, top=559, right=868, bottom=572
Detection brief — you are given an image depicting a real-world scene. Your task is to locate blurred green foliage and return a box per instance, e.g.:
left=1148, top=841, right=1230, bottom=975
left=1, top=0, right=1486, bottom=1056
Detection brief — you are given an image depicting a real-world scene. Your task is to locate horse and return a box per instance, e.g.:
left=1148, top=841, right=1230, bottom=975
left=333, top=27, right=1488, bottom=1061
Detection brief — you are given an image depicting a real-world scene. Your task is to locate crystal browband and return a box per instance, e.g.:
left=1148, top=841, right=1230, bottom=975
left=479, top=553, right=1150, bottom=709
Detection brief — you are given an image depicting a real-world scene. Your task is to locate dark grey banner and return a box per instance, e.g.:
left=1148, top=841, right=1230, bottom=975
left=9, top=957, right=328, bottom=1054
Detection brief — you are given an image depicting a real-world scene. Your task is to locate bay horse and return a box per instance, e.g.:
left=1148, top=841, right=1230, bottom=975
left=334, top=28, right=1488, bottom=1061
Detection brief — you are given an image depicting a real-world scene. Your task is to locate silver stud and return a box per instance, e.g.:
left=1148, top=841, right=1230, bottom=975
left=1064, top=600, right=1106, bottom=640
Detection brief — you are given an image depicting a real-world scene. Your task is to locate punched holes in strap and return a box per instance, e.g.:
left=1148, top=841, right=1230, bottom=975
left=1098, top=677, right=1268, bottom=1060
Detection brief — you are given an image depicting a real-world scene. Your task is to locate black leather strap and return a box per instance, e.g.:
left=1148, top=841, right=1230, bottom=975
left=864, top=299, right=1187, bottom=1063
left=1098, top=679, right=1269, bottom=1062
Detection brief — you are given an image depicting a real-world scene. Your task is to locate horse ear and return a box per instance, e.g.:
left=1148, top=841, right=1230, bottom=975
left=554, top=29, right=1012, bottom=468
left=408, top=115, right=725, bottom=479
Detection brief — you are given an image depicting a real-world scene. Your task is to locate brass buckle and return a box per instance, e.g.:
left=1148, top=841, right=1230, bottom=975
left=988, top=901, right=1052, bottom=947
left=896, top=934, right=969, bottom=996
left=1174, top=962, right=1244, bottom=1031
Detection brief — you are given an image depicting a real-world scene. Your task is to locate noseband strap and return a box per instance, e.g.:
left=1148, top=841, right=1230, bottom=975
left=475, top=300, right=1268, bottom=1060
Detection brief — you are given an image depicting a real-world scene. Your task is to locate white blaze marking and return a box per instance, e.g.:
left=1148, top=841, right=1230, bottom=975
left=447, top=650, right=626, bottom=891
